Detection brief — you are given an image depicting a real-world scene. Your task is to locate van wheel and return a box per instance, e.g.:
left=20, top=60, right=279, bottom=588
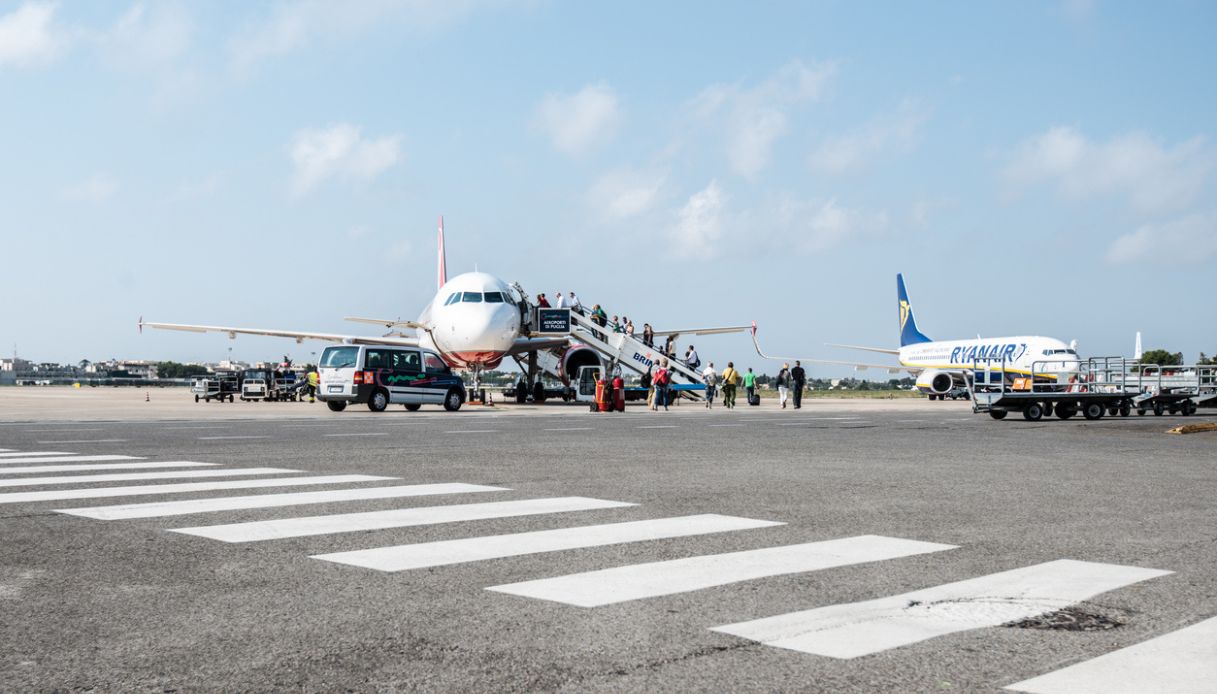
left=194, top=394, right=199, bottom=402
left=444, top=388, right=464, bottom=412
left=405, top=403, right=421, bottom=411
left=368, top=389, right=389, bottom=412
left=327, top=400, right=347, bottom=412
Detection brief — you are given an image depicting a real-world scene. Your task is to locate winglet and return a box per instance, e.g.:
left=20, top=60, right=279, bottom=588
left=437, top=215, right=447, bottom=291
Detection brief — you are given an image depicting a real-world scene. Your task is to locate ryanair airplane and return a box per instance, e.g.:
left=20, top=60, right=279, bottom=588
left=754, top=274, right=1082, bottom=399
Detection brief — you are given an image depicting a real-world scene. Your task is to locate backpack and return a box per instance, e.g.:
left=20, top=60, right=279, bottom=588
left=655, top=369, right=669, bottom=385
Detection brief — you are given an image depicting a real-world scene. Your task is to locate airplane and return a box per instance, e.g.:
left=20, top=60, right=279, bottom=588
left=752, top=273, right=1082, bottom=399
left=141, top=217, right=748, bottom=400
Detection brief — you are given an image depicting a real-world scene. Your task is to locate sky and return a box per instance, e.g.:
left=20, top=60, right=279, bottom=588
left=1, top=0, right=1215, bottom=375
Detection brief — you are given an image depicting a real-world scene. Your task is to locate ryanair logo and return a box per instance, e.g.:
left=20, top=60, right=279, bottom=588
left=899, top=300, right=911, bottom=330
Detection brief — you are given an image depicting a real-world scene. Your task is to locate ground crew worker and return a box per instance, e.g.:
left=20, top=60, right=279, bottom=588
left=307, top=370, right=319, bottom=403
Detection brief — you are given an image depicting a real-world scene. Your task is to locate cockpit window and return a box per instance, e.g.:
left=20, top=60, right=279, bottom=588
left=443, top=293, right=460, bottom=306
left=483, top=291, right=504, bottom=303
left=461, top=292, right=483, bottom=303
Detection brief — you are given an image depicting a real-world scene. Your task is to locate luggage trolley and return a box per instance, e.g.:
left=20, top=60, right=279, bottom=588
left=1131, top=364, right=1211, bottom=417
left=967, top=355, right=1139, bottom=421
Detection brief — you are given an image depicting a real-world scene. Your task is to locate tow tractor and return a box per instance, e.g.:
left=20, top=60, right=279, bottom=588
left=240, top=368, right=272, bottom=401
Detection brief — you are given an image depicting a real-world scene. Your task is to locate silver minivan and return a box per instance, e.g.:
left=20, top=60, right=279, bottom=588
left=317, top=344, right=466, bottom=412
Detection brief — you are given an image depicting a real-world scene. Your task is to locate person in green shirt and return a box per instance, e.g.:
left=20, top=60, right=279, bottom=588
left=743, top=367, right=756, bottom=404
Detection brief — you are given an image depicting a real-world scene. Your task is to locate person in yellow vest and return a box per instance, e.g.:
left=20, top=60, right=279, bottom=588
left=306, top=370, right=319, bottom=403
left=721, top=362, right=739, bottom=409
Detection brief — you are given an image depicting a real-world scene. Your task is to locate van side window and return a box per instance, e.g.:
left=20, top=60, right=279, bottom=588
left=424, top=354, right=447, bottom=373
left=365, top=349, right=388, bottom=369
left=391, top=350, right=421, bottom=371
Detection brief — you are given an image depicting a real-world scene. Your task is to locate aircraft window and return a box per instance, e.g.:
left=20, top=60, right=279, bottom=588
left=390, top=350, right=421, bottom=371
left=320, top=346, right=358, bottom=368
left=461, top=292, right=483, bottom=303
left=424, top=353, right=447, bottom=373
left=444, top=293, right=461, bottom=306
left=484, top=291, right=504, bottom=303
left=1066, top=349, right=1077, bottom=355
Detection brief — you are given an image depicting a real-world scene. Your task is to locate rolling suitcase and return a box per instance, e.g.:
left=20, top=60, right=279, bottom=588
left=748, top=392, right=760, bottom=406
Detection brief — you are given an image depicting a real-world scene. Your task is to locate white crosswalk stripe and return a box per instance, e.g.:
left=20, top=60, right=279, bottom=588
left=0, top=474, right=395, bottom=504
left=488, top=535, right=958, bottom=607
left=1004, top=614, right=1217, bottom=693
left=60, top=483, right=510, bottom=520
left=0, top=461, right=218, bottom=475
left=0, top=467, right=299, bottom=488
left=710, top=559, right=1172, bottom=659
left=0, top=451, right=73, bottom=458
left=0, top=455, right=143, bottom=465
left=172, top=496, right=638, bottom=543
left=313, top=514, right=784, bottom=572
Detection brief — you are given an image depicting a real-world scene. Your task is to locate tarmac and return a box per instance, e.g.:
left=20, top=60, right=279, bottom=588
left=1, top=387, right=1214, bottom=692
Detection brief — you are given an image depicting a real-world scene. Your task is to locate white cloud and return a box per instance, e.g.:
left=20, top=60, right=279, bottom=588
left=587, top=168, right=666, bottom=219
left=692, top=60, right=836, bottom=177
left=103, top=3, right=191, bottom=68
left=1105, top=212, right=1217, bottom=264
left=63, top=174, right=119, bottom=203
left=228, top=0, right=490, bottom=75
left=289, top=124, right=402, bottom=196
left=772, top=197, right=889, bottom=253
left=1003, top=126, right=1214, bottom=213
left=671, top=181, right=726, bottom=257
left=0, top=2, right=64, bottom=68
left=535, top=83, right=621, bottom=156
left=809, top=100, right=929, bottom=174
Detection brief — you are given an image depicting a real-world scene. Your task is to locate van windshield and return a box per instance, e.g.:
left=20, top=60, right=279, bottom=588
left=320, top=346, right=359, bottom=369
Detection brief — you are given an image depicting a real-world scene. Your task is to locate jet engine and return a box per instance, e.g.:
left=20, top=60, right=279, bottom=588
left=917, top=368, right=956, bottom=396
left=560, top=346, right=603, bottom=384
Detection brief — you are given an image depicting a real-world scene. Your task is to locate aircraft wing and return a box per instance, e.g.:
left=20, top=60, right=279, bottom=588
left=749, top=322, right=916, bottom=374
left=650, top=325, right=751, bottom=338
left=825, top=342, right=900, bottom=355
left=507, top=336, right=574, bottom=355
left=344, top=316, right=428, bottom=331
left=139, top=320, right=420, bottom=347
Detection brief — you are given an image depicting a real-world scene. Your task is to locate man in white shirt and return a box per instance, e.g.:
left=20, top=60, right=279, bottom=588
left=701, top=362, right=718, bottom=409
left=569, top=291, right=582, bottom=314
left=554, top=292, right=567, bottom=309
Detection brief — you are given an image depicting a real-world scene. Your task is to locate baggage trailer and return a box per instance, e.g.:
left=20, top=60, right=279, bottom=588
left=967, top=356, right=1141, bottom=421
left=191, top=374, right=238, bottom=403
left=1131, top=364, right=1215, bottom=416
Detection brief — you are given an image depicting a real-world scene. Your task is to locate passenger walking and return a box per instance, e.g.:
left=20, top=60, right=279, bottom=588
left=591, top=304, right=607, bottom=326
left=610, top=315, right=622, bottom=333
left=642, top=324, right=655, bottom=347
left=702, top=362, right=718, bottom=409
left=721, top=362, right=739, bottom=409
left=791, top=360, right=806, bottom=409
left=653, top=359, right=671, bottom=411
left=537, top=293, right=550, bottom=308
left=664, top=335, right=676, bottom=358
left=625, top=318, right=635, bottom=336
left=743, top=367, right=756, bottom=404
left=569, top=291, right=583, bottom=314
left=554, top=292, right=567, bottom=309
left=685, top=345, right=701, bottom=371
left=776, top=363, right=791, bottom=409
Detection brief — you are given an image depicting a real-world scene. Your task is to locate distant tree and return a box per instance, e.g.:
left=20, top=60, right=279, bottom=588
left=155, top=361, right=211, bottom=379
left=1199, top=353, right=1216, bottom=366
left=78, top=359, right=91, bottom=369
left=1140, top=349, right=1183, bottom=366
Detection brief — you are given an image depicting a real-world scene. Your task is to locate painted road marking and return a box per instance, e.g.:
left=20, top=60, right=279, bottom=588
left=173, top=496, right=636, bottom=543
left=489, top=535, right=957, bottom=607
left=0, top=451, right=73, bottom=458
left=0, top=455, right=143, bottom=465
left=708, top=424, right=745, bottom=427
left=0, top=467, right=299, bottom=488
left=444, top=430, right=497, bottom=434
left=543, top=427, right=595, bottom=432
left=636, top=425, right=678, bottom=429
left=711, top=559, right=1171, bottom=659
left=35, top=439, right=128, bottom=444
left=0, top=475, right=395, bottom=505
left=313, top=514, right=784, bottom=572
left=0, top=461, right=218, bottom=475
left=1005, top=615, right=1217, bottom=693
left=59, top=483, right=510, bottom=520
left=197, top=436, right=270, bottom=440
left=24, top=428, right=104, bottom=433
left=322, top=432, right=389, bottom=437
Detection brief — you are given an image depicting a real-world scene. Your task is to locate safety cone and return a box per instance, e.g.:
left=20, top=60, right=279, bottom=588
left=486, top=391, right=494, bottom=407
left=145, top=391, right=150, bottom=402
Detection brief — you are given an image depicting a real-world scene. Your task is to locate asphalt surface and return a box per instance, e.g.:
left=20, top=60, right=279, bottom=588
left=1, top=392, right=1214, bottom=692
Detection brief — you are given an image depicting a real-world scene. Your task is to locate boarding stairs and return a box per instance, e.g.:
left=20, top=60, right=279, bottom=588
left=566, top=310, right=704, bottom=391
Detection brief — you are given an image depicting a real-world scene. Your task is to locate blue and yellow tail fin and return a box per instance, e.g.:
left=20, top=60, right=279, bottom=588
left=897, top=274, right=932, bottom=347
